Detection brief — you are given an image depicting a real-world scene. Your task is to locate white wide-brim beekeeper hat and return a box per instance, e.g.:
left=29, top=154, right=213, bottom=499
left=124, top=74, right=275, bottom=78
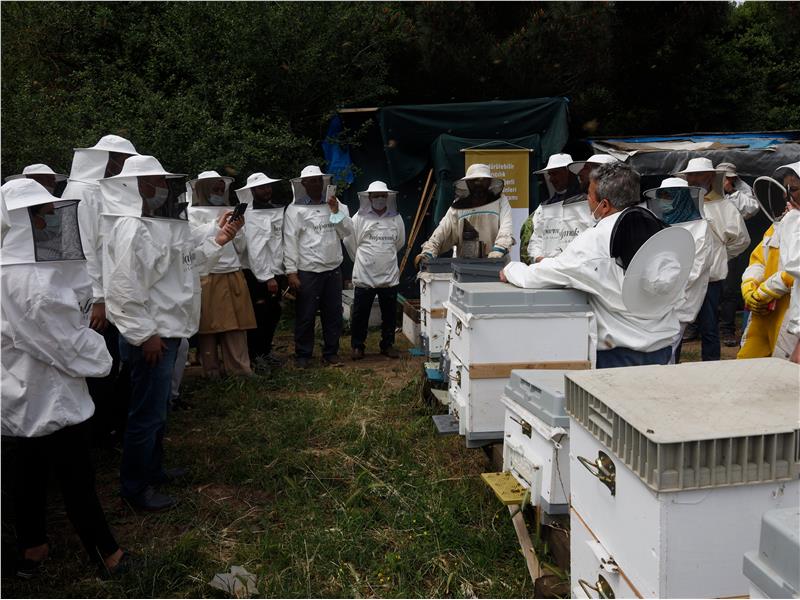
left=568, top=154, right=618, bottom=174
left=534, top=153, right=573, bottom=174
left=5, top=163, right=68, bottom=183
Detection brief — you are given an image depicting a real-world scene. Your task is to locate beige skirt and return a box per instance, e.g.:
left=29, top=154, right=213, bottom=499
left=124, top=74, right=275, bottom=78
left=198, top=270, right=257, bottom=334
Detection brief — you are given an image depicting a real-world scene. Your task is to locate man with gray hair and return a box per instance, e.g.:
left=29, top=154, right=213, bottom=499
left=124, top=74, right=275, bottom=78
left=501, top=163, right=681, bottom=368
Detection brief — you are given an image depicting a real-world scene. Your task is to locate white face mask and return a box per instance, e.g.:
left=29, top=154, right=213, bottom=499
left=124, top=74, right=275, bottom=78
left=590, top=201, right=604, bottom=224
left=148, top=186, right=169, bottom=211
left=371, top=197, right=388, bottom=211
left=208, top=193, right=226, bottom=206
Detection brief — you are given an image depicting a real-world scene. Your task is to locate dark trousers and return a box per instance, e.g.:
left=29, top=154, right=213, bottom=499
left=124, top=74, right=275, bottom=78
left=243, top=269, right=282, bottom=359
left=119, top=337, right=180, bottom=498
left=12, top=421, right=118, bottom=562
left=295, top=268, right=343, bottom=359
left=596, top=346, right=672, bottom=369
left=697, top=280, right=724, bottom=361
left=351, top=285, right=398, bottom=351
left=720, top=259, right=744, bottom=336
left=87, top=324, right=127, bottom=445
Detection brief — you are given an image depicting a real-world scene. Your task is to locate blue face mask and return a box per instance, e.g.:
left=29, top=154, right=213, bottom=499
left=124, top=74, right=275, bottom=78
left=208, top=193, right=226, bottom=206
left=43, top=212, right=60, bottom=229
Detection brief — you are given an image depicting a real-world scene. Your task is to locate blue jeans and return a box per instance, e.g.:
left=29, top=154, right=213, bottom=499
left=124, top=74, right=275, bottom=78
left=596, top=346, right=672, bottom=369
left=119, top=336, right=180, bottom=498
left=697, top=280, right=723, bottom=361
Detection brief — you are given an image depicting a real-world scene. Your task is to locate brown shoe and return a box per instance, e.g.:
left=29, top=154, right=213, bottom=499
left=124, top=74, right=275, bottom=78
left=380, top=346, right=400, bottom=359
left=351, top=348, right=365, bottom=361
left=322, top=354, right=343, bottom=367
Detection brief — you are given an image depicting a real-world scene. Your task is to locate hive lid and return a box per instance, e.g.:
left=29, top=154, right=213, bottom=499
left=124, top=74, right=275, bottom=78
left=504, top=370, right=570, bottom=428
left=420, top=257, right=457, bottom=273
left=566, top=358, right=800, bottom=491
left=450, top=282, right=590, bottom=315
left=452, top=258, right=507, bottom=283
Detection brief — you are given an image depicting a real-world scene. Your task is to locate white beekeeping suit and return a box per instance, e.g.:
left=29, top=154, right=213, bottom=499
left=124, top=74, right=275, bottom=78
left=504, top=207, right=683, bottom=353
left=644, top=178, right=714, bottom=361
left=99, top=155, right=228, bottom=346
left=235, top=172, right=288, bottom=284
left=526, top=153, right=577, bottom=261
left=62, top=135, right=139, bottom=303
left=187, top=170, right=246, bottom=276
left=1, top=178, right=112, bottom=437
left=419, top=163, right=513, bottom=262
left=344, top=181, right=406, bottom=288
left=717, top=162, right=760, bottom=219
left=773, top=162, right=800, bottom=359
left=4, top=163, right=67, bottom=195
left=675, top=158, right=750, bottom=282
left=283, top=165, right=353, bottom=274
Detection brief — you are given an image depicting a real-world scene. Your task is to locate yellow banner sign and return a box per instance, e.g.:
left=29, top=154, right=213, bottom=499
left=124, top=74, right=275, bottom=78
left=463, top=148, right=532, bottom=210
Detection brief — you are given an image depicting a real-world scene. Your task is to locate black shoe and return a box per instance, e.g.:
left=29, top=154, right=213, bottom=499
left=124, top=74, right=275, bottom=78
left=15, top=558, right=43, bottom=580
left=351, top=348, right=365, bottom=361
left=322, top=354, right=343, bottom=367
left=124, top=486, right=178, bottom=512
left=722, top=333, right=738, bottom=347
left=380, top=346, right=400, bottom=359
left=99, top=550, right=136, bottom=580
left=153, top=466, right=189, bottom=485
left=294, top=357, right=311, bottom=369
left=170, top=396, right=193, bottom=411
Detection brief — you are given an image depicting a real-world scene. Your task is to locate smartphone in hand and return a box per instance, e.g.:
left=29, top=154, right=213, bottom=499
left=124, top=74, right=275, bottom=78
left=228, top=202, right=248, bottom=223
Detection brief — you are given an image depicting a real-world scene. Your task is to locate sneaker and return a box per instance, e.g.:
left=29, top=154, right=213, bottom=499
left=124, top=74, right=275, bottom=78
left=322, top=354, right=343, bottom=367
left=722, top=332, right=738, bottom=347
left=380, top=346, right=400, bottom=359
left=124, top=486, right=178, bottom=512
left=294, top=357, right=311, bottom=369
left=351, top=348, right=365, bottom=361
left=170, top=396, right=193, bottom=411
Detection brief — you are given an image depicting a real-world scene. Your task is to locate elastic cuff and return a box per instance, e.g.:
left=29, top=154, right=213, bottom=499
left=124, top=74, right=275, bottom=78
left=491, top=246, right=508, bottom=255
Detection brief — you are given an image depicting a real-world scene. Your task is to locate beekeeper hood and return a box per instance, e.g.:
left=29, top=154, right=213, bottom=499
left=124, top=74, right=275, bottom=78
left=453, top=164, right=504, bottom=209
left=673, top=157, right=725, bottom=197
left=291, top=165, right=332, bottom=206
left=4, top=164, right=67, bottom=195
left=98, top=155, right=188, bottom=220
left=534, top=153, right=573, bottom=197
left=188, top=170, right=235, bottom=208
left=1, top=178, right=85, bottom=265
left=774, top=161, right=800, bottom=209
left=644, top=177, right=704, bottom=225
left=67, top=134, right=139, bottom=184
left=621, top=226, right=695, bottom=317
left=357, top=181, right=398, bottom=217
left=235, top=172, right=291, bottom=209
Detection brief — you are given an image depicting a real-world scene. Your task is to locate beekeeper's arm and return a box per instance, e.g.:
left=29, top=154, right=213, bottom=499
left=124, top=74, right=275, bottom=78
left=395, top=215, right=406, bottom=253
left=489, top=196, right=515, bottom=258
left=283, top=206, right=303, bottom=290
left=419, top=208, right=458, bottom=264
left=343, top=215, right=360, bottom=262
left=5, top=280, right=112, bottom=379
left=191, top=213, right=241, bottom=277
left=77, top=189, right=105, bottom=302
left=722, top=204, right=750, bottom=259
left=503, top=237, right=599, bottom=296
left=741, top=231, right=792, bottom=314
left=329, top=198, right=354, bottom=240
left=527, top=204, right=545, bottom=262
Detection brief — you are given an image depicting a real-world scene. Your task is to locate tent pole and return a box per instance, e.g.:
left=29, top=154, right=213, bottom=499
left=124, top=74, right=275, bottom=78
left=399, top=169, right=433, bottom=274
left=400, top=181, right=436, bottom=275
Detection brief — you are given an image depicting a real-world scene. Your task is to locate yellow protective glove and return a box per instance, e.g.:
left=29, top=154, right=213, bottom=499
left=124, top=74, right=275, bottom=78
left=741, top=278, right=759, bottom=306
left=745, top=283, right=774, bottom=315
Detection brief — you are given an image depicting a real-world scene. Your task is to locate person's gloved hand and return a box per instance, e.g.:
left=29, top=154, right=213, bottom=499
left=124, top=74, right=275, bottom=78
left=745, top=283, right=775, bottom=314
left=414, top=253, right=433, bottom=269
left=287, top=273, right=301, bottom=291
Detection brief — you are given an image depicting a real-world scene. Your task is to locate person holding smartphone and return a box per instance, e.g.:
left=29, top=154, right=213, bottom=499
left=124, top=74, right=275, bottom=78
left=284, top=165, right=353, bottom=368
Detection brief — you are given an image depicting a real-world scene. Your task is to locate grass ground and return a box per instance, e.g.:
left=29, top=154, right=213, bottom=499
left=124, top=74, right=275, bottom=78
left=2, top=328, right=535, bottom=598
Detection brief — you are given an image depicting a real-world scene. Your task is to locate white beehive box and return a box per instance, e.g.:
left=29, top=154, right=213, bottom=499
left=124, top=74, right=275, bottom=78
left=418, top=270, right=453, bottom=356
left=743, top=507, right=799, bottom=599
left=500, top=370, right=572, bottom=514
left=401, top=298, right=421, bottom=346
left=566, top=358, right=800, bottom=599
left=447, top=282, right=593, bottom=445
left=341, top=289, right=382, bottom=328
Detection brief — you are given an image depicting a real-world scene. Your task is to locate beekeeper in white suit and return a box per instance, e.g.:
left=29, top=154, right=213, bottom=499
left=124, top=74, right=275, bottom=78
left=236, top=172, right=289, bottom=366
left=644, top=178, right=713, bottom=363
left=344, top=181, right=406, bottom=360
left=4, top=163, right=67, bottom=195
left=674, top=157, right=750, bottom=361
left=100, top=155, right=242, bottom=512
left=718, top=162, right=760, bottom=219
left=1, top=178, right=130, bottom=577
left=284, top=165, right=353, bottom=368
left=773, top=161, right=800, bottom=363
left=502, top=162, right=688, bottom=368
left=188, top=170, right=255, bottom=378
left=415, top=163, right=514, bottom=266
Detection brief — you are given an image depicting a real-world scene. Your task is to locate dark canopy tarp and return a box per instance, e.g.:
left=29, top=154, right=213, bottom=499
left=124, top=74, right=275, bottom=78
left=430, top=134, right=541, bottom=221
left=377, top=98, right=569, bottom=187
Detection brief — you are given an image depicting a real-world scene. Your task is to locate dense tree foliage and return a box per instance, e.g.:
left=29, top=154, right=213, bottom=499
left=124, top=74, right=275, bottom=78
left=2, top=1, right=797, bottom=182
